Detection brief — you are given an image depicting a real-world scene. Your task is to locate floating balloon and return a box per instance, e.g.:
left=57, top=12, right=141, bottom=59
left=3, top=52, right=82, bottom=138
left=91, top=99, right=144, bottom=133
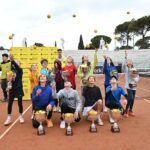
left=9, top=35, right=13, bottom=40
left=94, top=29, right=98, bottom=33
left=72, top=14, right=76, bottom=18
left=127, top=11, right=130, bottom=15
left=47, top=14, right=51, bottom=19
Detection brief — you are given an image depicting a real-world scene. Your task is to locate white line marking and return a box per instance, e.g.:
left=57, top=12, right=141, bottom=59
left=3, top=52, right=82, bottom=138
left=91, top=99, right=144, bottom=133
left=0, top=104, right=32, bottom=140
left=143, top=99, right=150, bottom=103
left=137, top=87, right=150, bottom=92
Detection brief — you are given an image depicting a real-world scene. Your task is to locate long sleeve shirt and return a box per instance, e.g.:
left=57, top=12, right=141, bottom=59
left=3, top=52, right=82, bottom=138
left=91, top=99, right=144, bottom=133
left=123, top=58, right=140, bottom=90
left=77, top=51, right=98, bottom=86
left=11, top=60, right=23, bottom=89
left=29, top=71, right=38, bottom=94
left=32, top=85, right=55, bottom=110
left=103, top=58, right=118, bottom=86
left=56, top=88, right=81, bottom=113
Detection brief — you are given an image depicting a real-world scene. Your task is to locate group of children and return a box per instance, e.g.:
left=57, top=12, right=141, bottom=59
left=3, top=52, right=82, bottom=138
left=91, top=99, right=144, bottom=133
left=0, top=49, right=140, bottom=133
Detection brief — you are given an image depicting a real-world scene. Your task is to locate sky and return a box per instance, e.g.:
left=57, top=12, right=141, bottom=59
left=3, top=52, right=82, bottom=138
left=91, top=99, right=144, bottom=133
left=0, top=0, right=150, bottom=50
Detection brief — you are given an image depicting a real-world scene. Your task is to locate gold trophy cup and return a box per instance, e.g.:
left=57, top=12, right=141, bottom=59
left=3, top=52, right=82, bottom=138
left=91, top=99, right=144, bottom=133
left=111, top=109, right=121, bottom=133
left=64, top=113, right=74, bottom=136
left=88, top=110, right=98, bottom=133
left=35, top=110, right=46, bottom=135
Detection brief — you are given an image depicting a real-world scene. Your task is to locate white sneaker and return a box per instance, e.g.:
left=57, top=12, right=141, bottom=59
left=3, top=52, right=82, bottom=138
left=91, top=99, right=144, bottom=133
left=60, top=120, right=66, bottom=129
left=103, top=106, right=108, bottom=112
left=19, top=115, right=25, bottom=124
left=4, top=116, right=12, bottom=126
left=109, top=116, right=115, bottom=124
left=97, top=117, right=104, bottom=126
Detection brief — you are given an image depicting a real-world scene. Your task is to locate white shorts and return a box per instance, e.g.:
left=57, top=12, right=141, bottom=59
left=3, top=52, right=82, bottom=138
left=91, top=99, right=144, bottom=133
left=82, top=100, right=102, bottom=116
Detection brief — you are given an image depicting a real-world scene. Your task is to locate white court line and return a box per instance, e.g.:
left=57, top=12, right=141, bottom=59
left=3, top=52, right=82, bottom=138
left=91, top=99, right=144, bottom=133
left=0, top=104, right=32, bottom=140
left=137, top=87, right=150, bottom=92
left=118, top=80, right=150, bottom=104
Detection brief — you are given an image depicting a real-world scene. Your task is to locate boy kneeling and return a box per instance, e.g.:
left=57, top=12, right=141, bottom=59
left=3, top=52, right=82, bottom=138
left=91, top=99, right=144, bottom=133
left=32, top=74, right=54, bottom=133
left=82, top=76, right=103, bottom=132
left=53, top=80, right=81, bottom=135
left=106, top=76, right=128, bottom=133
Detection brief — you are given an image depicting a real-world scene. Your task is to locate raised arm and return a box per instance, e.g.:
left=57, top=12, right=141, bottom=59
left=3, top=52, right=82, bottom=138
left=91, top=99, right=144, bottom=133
left=91, top=49, right=98, bottom=69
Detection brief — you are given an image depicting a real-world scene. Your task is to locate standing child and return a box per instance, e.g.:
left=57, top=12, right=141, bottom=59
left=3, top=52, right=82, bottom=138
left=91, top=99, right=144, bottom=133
left=29, top=64, right=38, bottom=95
left=29, top=64, right=38, bottom=118
left=40, top=59, right=51, bottom=84
left=123, top=50, right=140, bottom=117
left=4, top=55, right=24, bottom=126
left=0, top=53, right=12, bottom=102
left=62, top=56, right=77, bottom=89
left=77, top=48, right=99, bottom=94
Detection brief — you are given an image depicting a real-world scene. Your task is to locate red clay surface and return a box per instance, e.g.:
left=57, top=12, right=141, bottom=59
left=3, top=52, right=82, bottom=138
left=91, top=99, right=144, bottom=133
left=0, top=74, right=150, bottom=150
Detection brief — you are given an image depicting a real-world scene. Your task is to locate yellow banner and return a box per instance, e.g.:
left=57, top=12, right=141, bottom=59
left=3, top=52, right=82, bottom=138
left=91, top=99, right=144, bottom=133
left=10, top=46, right=57, bottom=100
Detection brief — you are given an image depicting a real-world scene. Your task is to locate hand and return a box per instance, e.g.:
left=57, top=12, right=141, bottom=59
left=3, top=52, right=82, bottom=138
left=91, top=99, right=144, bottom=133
left=36, top=89, right=42, bottom=96
left=111, top=85, right=117, bottom=91
left=47, top=104, right=52, bottom=111
left=51, top=82, right=56, bottom=89
left=9, top=54, right=14, bottom=61
left=74, top=112, right=79, bottom=119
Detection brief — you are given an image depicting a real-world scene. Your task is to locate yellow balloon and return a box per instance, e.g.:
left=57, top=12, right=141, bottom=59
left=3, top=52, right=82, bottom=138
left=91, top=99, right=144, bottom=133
left=47, top=14, right=51, bottom=19
left=94, top=29, right=98, bottom=33
left=127, top=11, right=130, bottom=15
left=72, top=14, right=76, bottom=18
left=9, top=35, right=13, bottom=40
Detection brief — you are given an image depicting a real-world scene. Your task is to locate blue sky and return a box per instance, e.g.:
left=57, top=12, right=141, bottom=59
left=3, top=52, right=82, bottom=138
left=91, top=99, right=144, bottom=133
left=0, top=0, right=150, bottom=50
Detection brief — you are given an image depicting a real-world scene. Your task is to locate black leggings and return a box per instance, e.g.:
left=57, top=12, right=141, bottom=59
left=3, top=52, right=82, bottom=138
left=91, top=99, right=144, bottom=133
left=125, top=89, right=136, bottom=112
left=32, top=107, right=53, bottom=128
left=1, top=79, right=7, bottom=100
left=60, top=102, right=80, bottom=122
left=8, top=95, right=23, bottom=114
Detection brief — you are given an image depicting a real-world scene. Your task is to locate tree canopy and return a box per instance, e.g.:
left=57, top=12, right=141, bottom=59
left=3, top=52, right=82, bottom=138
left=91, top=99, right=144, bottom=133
left=114, top=15, right=150, bottom=49
left=91, top=35, right=111, bottom=49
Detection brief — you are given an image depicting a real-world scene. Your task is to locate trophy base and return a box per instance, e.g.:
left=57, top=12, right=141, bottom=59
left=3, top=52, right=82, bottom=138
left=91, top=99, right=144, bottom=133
left=89, top=125, right=97, bottom=133
left=111, top=126, right=120, bottom=133
left=37, top=128, right=45, bottom=136
left=66, top=127, right=73, bottom=136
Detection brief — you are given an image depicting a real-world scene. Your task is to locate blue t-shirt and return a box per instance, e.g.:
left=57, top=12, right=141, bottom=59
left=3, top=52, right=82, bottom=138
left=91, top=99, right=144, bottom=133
left=106, top=85, right=127, bottom=103
left=40, top=68, right=51, bottom=78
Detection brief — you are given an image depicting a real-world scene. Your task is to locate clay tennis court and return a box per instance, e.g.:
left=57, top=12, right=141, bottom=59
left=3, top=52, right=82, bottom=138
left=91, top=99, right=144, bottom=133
left=0, top=74, right=150, bottom=150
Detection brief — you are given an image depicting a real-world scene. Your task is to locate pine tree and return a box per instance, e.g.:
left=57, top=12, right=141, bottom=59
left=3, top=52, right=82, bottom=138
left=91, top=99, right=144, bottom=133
left=78, top=34, right=84, bottom=49
left=55, top=41, right=57, bottom=47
